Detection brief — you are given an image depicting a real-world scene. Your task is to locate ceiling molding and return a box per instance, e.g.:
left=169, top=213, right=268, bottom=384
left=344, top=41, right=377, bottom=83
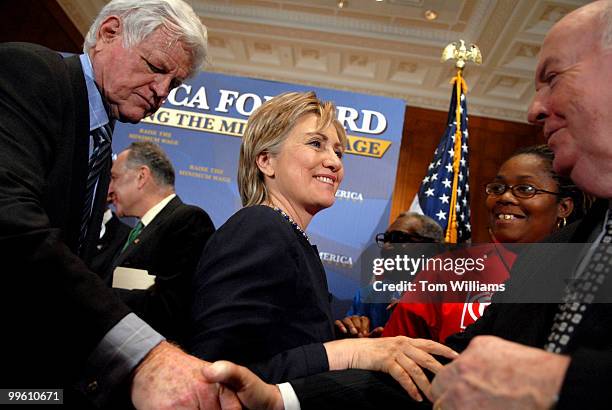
left=57, top=0, right=589, bottom=123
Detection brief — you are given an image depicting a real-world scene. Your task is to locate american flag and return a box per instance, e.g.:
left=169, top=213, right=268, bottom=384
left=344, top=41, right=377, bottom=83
left=409, top=81, right=471, bottom=242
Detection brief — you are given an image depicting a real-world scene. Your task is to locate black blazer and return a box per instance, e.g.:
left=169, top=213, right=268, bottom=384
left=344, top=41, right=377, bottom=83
left=112, top=196, right=214, bottom=344
left=0, top=43, right=131, bottom=391
left=289, top=201, right=612, bottom=409
left=188, top=205, right=334, bottom=382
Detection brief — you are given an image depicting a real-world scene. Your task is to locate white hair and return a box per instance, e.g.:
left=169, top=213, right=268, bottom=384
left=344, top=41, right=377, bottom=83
left=83, top=0, right=207, bottom=76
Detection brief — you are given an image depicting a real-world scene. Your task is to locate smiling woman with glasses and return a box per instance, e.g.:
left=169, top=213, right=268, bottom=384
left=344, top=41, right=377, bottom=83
left=383, top=144, right=590, bottom=343
left=485, top=145, right=585, bottom=242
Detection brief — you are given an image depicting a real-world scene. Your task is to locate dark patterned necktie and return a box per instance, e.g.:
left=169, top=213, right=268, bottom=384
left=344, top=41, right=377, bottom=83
left=544, top=214, right=612, bottom=353
left=78, top=124, right=112, bottom=254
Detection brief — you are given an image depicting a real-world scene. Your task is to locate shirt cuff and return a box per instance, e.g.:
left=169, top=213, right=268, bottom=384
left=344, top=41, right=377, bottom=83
left=75, top=313, right=165, bottom=407
left=278, top=382, right=301, bottom=410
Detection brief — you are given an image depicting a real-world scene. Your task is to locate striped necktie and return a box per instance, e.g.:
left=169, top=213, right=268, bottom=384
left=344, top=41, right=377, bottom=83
left=78, top=123, right=112, bottom=254
left=544, top=214, right=612, bottom=353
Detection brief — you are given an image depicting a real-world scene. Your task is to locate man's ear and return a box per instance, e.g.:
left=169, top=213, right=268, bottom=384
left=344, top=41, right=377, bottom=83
left=137, top=166, right=150, bottom=189
left=95, top=16, right=122, bottom=50
left=256, top=151, right=275, bottom=177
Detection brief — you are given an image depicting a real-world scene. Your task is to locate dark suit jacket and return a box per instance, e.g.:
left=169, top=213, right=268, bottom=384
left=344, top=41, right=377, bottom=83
left=0, top=43, right=131, bottom=393
left=89, top=212, right=131, bottom=277
left=112, top=196, right=214, bottom=344
left=290, top=201, right=612, bottom=409
left=188, top=205, right=334, bottom=383
left=445, top=199, right=612, bottom=409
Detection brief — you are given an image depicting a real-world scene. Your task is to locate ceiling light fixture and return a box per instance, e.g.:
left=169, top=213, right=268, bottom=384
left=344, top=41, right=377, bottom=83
left=424, top=9, right=438, bottom=20
left=337, top=0, right=346, bottom=8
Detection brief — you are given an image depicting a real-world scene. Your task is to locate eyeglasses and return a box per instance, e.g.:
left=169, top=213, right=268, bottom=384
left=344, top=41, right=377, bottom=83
left=375, top=231, right=437, bottom=247
left=485, top=182, right=560, bottom=199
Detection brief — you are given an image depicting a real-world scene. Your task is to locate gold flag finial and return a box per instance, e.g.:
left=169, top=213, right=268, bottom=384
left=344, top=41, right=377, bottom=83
left=441, top=39, right=482, bottom=69
left=441, top=40, right=480, bottom=243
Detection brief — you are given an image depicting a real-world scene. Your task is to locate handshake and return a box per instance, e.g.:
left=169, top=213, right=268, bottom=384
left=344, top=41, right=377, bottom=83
left=130, top=336, right=458, bottom=410
left=130, top=336, right=568, bottom=410
left=129, top=341, right=282, bottom=410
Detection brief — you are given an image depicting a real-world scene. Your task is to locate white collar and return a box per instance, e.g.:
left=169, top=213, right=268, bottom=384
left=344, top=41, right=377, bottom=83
left=140, top=194, right=176, bottom=227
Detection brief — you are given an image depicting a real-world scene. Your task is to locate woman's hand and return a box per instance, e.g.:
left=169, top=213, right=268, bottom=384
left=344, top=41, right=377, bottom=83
left=324, top=336, right=458, bottom=402
left=334, top=315, right=384, bottom=338
left=203, top=361, right=284, bottom=410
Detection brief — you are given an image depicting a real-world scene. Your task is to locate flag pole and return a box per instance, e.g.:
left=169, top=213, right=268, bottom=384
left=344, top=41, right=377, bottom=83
left=446, top=69, right=465, bottom=243
left=441, top=40, right=482, bottom=243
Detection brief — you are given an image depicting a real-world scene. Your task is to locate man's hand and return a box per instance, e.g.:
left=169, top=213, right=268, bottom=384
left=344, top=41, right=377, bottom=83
left=131, top=341, right=237, bottom=410
left=334, top=315, right=383, bottom=338
left=431, top=336, right=570, bottom=410
left=324, top=336, right=458, bottom=402
left=202, top=360, right=285, bottom=410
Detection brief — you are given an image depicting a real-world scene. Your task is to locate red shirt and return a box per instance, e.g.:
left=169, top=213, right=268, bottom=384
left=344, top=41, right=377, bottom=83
left=382, top=243, right=516, bottom=343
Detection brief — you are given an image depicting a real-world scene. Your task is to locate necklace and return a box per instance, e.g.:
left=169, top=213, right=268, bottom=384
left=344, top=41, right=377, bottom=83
left=273, top=207, right=310, bottom=242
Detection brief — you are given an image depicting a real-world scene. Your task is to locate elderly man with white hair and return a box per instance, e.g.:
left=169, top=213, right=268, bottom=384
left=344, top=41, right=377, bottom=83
left=0, top=1, right=231, bottom=408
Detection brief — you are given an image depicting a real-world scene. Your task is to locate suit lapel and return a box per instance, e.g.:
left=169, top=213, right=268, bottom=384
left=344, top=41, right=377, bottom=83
left=112, top=196, right=182, bottom=268
left=137, top=196, right=182, bottom=244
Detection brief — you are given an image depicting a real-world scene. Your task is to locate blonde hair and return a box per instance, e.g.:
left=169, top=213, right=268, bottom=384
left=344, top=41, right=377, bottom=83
left=238, top=91, right=347, bottom=207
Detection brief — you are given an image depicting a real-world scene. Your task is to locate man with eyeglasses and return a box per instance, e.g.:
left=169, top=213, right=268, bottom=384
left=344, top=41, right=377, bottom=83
left=336, top=212, right=443, bottom=338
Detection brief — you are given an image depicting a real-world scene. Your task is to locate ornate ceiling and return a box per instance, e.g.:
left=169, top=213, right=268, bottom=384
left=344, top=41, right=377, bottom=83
left=58, top=0, right=588, bottom=122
